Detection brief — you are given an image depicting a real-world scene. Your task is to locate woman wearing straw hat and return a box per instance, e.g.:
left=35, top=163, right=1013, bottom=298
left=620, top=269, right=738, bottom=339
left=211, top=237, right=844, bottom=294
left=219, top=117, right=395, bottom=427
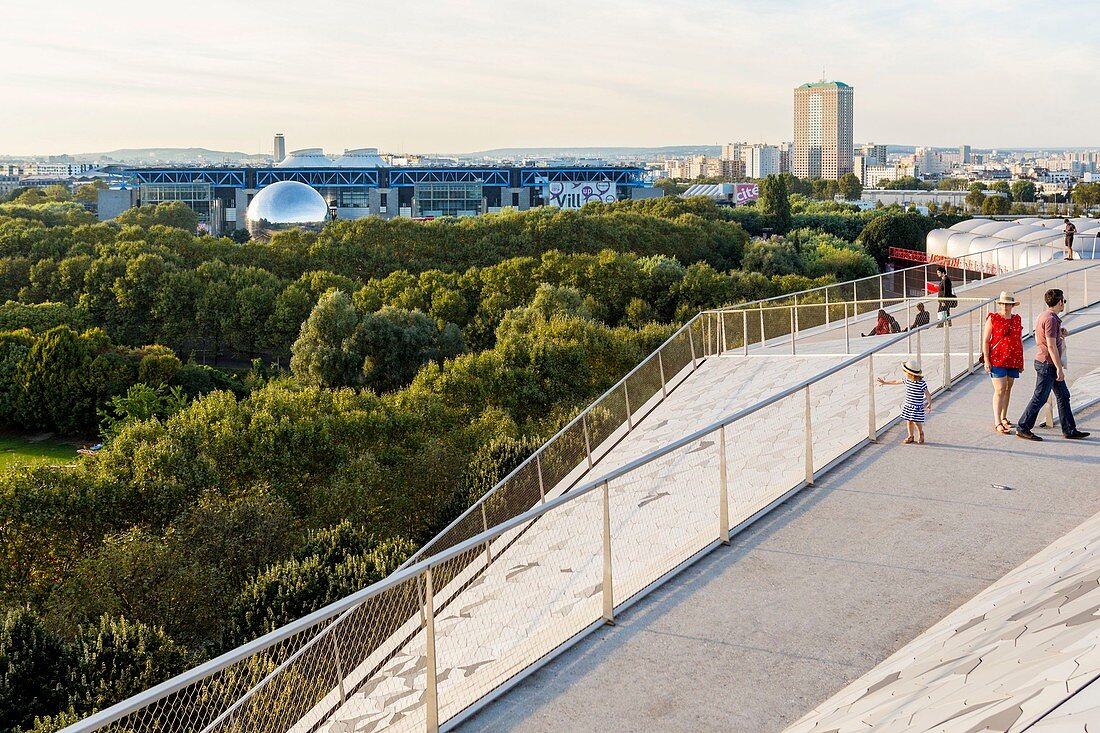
left=877, top=359, right=931, bottom=444
left=983, top=291, right=1024, bottom=434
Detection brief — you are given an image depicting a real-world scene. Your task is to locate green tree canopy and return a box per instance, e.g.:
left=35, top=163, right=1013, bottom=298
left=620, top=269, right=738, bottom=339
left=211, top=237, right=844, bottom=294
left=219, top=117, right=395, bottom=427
left=758, top=175, right=791, bottom=233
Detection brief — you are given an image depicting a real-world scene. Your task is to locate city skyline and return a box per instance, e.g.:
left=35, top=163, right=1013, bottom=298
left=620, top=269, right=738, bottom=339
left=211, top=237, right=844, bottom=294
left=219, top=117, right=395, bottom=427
left=3, top=0, right=1100, bottom=155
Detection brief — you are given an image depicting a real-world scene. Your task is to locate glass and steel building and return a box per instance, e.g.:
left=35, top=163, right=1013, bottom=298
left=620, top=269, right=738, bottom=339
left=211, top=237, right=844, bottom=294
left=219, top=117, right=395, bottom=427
left=112, top=157, right=652, bottom=234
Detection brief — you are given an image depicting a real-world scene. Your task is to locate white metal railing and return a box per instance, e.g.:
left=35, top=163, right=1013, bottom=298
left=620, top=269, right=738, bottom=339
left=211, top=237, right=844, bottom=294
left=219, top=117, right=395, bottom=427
left=62, top=261, right=1099, bottom=733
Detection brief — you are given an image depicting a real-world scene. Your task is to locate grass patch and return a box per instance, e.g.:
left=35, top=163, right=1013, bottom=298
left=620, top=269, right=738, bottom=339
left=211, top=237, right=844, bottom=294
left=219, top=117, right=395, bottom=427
left=0, top=433, right=79, bottom=471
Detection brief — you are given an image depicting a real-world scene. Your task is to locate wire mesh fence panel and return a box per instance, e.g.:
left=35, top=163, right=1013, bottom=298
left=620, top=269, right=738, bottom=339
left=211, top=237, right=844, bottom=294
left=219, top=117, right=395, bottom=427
left=586, top=388, right=630, bottom=464
left=297, top=575, right=429, bottom=733
left=608, top=430, right=721, bottom=604
left=810, top=362, right=871, bottom=473
left=432, top=496, right=604, bottom=723
left=483, top=460, right=544, bottom=529
left=724, top=393, right=805, bottom=526
left=91, top=617, right=339, bottom=733
left=794, top=302, right=828, bottom=342
left=415, top=510, right=486, bottom=568
left=538, top=420, right=591, bottom=497
left=624, top=353, right=664, bottom=421
left=720, top=309, right=745, bottom=353
left=661, top=328, right=696, bottom=391
left=855, top=279, right=882, bottom=317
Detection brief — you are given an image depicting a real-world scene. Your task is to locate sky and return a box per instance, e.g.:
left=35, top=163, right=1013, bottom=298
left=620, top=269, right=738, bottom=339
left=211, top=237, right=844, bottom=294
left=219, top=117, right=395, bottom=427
left=3, top=0, right=1098, bottom=156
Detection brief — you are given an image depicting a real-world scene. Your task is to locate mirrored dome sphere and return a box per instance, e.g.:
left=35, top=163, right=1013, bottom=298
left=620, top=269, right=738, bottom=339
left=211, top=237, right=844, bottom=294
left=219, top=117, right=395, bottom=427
left=246, top=181, right=329, bottom=239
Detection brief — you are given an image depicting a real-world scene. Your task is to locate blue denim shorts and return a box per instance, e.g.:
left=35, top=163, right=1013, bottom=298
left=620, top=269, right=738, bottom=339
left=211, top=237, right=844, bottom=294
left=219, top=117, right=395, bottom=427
left=989, top=365, right=1021, bottom=379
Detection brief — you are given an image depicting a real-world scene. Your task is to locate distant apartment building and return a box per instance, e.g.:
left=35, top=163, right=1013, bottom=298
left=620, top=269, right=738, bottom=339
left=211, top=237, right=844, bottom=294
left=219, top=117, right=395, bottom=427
left=39, top=162, right=97, bottom=176
left=960, top=144, right=972, bottom=164
left=859, top=143, right=887, bottom=165
left=721, top=143, right=744, bottom=163
left=0, top=175, right=21, bottom=197
left=745, top=144, right=782, bottom=178
left=779, top=142, right=792, bottom=173
left=912, top=147, right=945, bottom=178
left=863, top=164, right=906, bottom=188
left=274, top=133, right=286, bottom=163
left=792, top=80, right=854, bottom=180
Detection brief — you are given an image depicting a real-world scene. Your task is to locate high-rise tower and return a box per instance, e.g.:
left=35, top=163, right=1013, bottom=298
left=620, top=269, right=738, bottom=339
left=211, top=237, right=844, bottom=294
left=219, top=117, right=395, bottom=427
left=274, top=133, right=286, bottom=163
left=792, top=81, right=853, bottom=180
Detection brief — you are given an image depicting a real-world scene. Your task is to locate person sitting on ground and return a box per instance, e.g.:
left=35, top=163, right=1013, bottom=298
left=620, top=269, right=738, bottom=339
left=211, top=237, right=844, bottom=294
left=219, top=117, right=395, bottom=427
left=906, top=302, right=930, bottom=331
left=862, top=309, right=901, bottom=337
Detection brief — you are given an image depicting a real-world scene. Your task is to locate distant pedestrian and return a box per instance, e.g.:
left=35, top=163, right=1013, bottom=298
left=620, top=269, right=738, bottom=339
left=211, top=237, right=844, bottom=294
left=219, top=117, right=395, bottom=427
left=935, top=266, right=955, bottom=327
left=983, top=291, right=1024, bottom=434
left=906, top=302, right=930, bottom=331
left=861, top=308, right=901, bottom=337
left=1064, top=218, right=1077, bottom=261
left=1016, top=288, right=1090, bottom=441
left=877, top=359, right=931, bottom=444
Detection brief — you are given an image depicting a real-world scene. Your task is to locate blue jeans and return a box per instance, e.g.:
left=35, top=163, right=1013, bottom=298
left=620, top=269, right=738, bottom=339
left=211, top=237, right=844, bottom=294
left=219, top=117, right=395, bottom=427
left=1017, top=360, right=1077, bottom=436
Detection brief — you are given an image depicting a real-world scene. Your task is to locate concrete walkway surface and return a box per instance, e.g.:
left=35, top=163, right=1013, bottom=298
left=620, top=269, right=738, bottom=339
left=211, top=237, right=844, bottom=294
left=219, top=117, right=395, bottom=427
left=457, top=314, right=1100, bottom=733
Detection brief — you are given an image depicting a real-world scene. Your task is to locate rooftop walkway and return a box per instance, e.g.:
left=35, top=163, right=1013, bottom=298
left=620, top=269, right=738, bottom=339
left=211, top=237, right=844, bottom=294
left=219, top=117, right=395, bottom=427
left=456, top=279, right=1100, bottom=732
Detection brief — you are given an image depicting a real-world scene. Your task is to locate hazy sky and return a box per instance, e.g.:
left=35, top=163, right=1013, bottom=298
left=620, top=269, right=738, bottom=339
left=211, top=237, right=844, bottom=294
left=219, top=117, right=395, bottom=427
left=3, top=0, right=1098, bottom=155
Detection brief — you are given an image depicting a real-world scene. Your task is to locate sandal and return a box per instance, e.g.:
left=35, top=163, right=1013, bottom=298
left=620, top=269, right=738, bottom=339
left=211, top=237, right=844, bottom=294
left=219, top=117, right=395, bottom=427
left=917, top=436, right=925, bottom=444
left=996, top=424, right=1009, bottom=434
left=1001, top=419, right=1014, bottom=429
left=904, top=436, right=915, bottom=444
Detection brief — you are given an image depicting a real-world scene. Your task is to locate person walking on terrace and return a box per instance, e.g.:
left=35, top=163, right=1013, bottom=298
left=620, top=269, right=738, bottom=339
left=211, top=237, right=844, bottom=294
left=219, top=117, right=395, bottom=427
left=1064, top=218, right=1077, bottom=261
left=1016, top=288, right=1090, bottom=441
left=906, top=302, right=930, bottom=331
left=983, top=291, right=1024, bottom=434
left=877, top=360, right=931, bottom=444
left=935, top=266, right=955, bottom=327
left=861, top=309, right=901, bottom=337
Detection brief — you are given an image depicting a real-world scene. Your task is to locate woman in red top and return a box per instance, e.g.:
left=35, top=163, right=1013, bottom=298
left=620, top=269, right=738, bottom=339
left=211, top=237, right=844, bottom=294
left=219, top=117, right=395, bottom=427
left=982, top=291, right=1024, bottom=434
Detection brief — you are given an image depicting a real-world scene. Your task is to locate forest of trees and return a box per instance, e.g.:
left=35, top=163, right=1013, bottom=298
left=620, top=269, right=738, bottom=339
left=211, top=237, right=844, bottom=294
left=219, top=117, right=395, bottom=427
left=0, top=188, right=964, bottom=731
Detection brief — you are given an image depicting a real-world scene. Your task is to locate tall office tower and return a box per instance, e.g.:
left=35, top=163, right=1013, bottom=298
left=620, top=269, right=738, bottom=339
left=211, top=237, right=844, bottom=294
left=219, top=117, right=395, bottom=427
left=792, top=81, right=853, bottom=180
left=274, top=133, right=286, bottom=163
left=960, top=144, right=972, bottom=164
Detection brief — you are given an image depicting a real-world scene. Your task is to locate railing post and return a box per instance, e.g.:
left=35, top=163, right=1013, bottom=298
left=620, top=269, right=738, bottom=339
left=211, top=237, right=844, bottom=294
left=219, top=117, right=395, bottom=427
left=624, top=383, right=633, bottom=429
left=536, top=453, right=546, bottom=502
left=718, top=425, right=729, bottom=545
left=601, top=480, right=614, bottom=624
left=719, top=311, right=726, bottom=353
left=906, top=298, right=912, bottom=351
left=868, top=353, right=877, bottom=442
left=967, top=308, right=975, bottom=374
left=879, top=277, right=884, bottom=311
left=844, top=302, right=850, bottom=355
left=332, top=631, right=346, bottom=705
left=916, top=323, right=923, bottom=366
left=1028, top=289, right=1035, bottom=338
left=481, top=503, right=492, bottom=566
left=804, top=386, right=814, bottom=486
left=688, top=322, right=698, bottom=369
left=742, top=310, right=749, bottom=356
left=582, top=413, right=594, bottom=468
left=943, top=312, right=952, bottom=391
left=657, top=351, right=667, bottom=398
left=979, top=252, right=984, bottom=280
left=792, top=301, right=800, bottom=354
left=825, top=288, right=831, bottom=326
left=759, top=305, right=765, bottom=350
left=424, top=566, right=439, bottom=733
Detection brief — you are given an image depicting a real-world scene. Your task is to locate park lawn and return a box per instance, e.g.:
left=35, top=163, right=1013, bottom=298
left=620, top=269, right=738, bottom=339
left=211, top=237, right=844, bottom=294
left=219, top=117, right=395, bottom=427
left=0, top=434, right=79, bottom=470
